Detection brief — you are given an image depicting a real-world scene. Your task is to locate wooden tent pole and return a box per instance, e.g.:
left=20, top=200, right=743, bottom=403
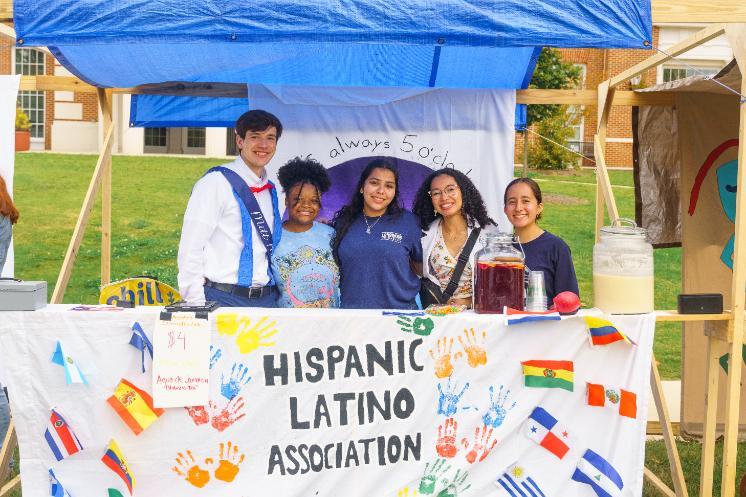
left=700, top=329, right=725, bottom=497
left=50, top=124, right=115, bottom=304
left=98, top=88, right=113, bottom=286
left=0, top=420, right=16, bottom=485
left=720, top=100, right=746, bottom=497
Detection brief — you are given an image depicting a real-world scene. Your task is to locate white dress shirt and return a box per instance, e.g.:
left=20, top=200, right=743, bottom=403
left=177, top=156, right=275, bottom=304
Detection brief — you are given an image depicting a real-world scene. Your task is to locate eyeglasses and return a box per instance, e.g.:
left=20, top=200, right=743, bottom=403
left=429, top=185, right=460, bottom=199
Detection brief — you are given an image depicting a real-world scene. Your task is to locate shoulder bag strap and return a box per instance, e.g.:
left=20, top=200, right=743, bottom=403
left=442, top=227, right=481, bottom=301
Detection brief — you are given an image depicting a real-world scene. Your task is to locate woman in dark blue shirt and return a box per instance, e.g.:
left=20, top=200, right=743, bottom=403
left=504, top=178, right=579, bottom=302
left=332, top=158, right=422, bottom=309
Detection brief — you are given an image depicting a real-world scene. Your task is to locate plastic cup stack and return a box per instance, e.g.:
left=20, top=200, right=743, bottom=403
left=525, top=270, right=548, bottom=312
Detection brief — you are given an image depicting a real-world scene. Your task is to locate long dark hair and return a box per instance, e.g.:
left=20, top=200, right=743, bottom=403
left=412, top=168, right=494, bottom=230
left=331, top=158, right=402, bottom=264
left=504, top=177, right=543, bottom=220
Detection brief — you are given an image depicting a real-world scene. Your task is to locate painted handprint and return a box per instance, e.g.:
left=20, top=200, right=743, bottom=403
left=209, top=346, right=222, bottom=369
left=234, top=316, right=278, bottom=354
left=221, top=362, right=252, bottom=400
left=436, top=469, right=471, bottom=497
left=185, top=405, right=209, bottom=426
left=172, top=450, right=212, bottom=488
left=397, top=487, right=419, bottom=497
left=457, top=328, right=487, bottom=368
left=211, top=396, right=246, bottom=432
left=429, top=337, right=455, bottom=379
left=397, top=316, right=436, bottom=336
left=419, top=458, right=451, bottom=495
left=436, top=418, right=459, bottom=458
left=214, top=441, right=245, bottom=483
left=461, top=425, right=497, bottom=464
left=482, top=385, right=516, bottom=428
left=437, top=378, right=471, bottom=417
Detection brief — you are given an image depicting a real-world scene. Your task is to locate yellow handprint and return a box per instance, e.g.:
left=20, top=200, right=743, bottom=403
left=398, top=487, right=419, bottom=497
left=216, top=314, right=249, bottom=336
left=234, top=316, right=278, bottom=354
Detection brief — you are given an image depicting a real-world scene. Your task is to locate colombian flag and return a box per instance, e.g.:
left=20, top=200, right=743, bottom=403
left=107, top=379, right=164, bottom=435
left=521, top=360, right=574, bottom=392
left=584, top=316, right=636, bottom=346
left=101, top=439, right=135, bottom=495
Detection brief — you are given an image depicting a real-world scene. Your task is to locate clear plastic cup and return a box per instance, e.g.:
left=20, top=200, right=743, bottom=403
left=525, top=270, right=547, bottom=312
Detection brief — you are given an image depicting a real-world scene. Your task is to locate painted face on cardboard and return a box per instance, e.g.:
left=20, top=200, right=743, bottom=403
left=429, top=174, right=462, bottom=218
left=285, top=182, right=321, bottom=228
left=361, top=167, right=396, bottom=217
left=504, top=182, right=543, bottom=229
left=236, top=126, right=278, bottom=172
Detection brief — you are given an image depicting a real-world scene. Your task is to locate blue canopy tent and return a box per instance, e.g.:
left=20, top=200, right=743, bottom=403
left=13, top=0, right=652, bottom=128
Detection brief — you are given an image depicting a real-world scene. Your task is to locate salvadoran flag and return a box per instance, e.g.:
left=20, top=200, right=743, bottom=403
left=572, top=449, right=624, bottom=497
left=44, top=408, right=83, bottom=461
left=49, top=468, right=71, bottom=497
left=495, top=462, right=547, bottom=497
left=51, top=341, right=87, bottom=385
left=523, top=406, right=570, bottom=459
left=505, top=307, right=561, bottom=326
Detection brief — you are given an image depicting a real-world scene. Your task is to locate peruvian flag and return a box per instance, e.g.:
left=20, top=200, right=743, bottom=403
left=587, top=383, right=637, bottom=419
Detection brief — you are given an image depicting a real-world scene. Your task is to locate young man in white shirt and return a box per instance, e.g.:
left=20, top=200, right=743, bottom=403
left=177, top=110, right=283, bottom=307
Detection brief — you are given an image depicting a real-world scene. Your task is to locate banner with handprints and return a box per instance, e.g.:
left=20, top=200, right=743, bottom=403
left=0, top=309, right=655, bottom=496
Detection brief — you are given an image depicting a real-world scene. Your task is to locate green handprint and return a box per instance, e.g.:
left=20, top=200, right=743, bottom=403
left=436, top=469, right=471, bottom=497
left=397, top=316, right=436, bottom=337
left=419, top=458, right=451, bottom=494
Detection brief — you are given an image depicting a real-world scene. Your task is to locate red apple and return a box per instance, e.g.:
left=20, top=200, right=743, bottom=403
left=553, top=291, right=581, bottom=315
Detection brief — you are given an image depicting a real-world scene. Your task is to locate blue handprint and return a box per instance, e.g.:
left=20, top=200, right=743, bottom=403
left=221, top=362, right=251, bottom=400
left=482, top=385, right=516, bottom=428
left=209, top=346, right=222, bottom=369
left=437, top=378, right=471, bottom=417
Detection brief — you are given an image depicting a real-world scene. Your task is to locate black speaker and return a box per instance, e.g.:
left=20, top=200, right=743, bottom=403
left=677, top=293, right=723, bottom=314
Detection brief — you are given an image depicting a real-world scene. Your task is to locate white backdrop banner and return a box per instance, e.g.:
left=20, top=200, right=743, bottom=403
left=0, top=308, right=654, bottom=497
left=0, top=75, right=20, bottom=278
left=249, top=85, right=516, bottom=229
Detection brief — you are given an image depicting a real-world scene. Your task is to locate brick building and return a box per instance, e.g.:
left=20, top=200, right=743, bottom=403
left=1, top=24, right=735, bottom=162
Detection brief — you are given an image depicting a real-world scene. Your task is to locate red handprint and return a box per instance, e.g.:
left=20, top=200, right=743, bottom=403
left=210, top=396, right=246, bottom=432
left=185, top=405, right=209, bottom=426
left=461, top=424, right=497, bottom=464
left=436, top=417, right=459, bottom=458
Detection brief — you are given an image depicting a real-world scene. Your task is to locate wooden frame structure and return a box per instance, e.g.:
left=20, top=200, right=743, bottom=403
left=1, top=7, right=745, bottom=497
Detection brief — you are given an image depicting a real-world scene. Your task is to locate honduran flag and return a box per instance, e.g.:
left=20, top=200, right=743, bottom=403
left=505, top=307, right=561, bottom=326
left=521, top=359, right=574, bottom=392
left=587, top=382, right=638, bottom=419
left=523, top=406, right=570, bottom=459
left=44, top=408, right=83, bottom=461
left=49, top=468, right=71, bottom=497
left=495, top=462, right=547, bottom=497
left=584, top=317, right=636, bottom=346
left=572, top=449, right=624, bottom=497
left=51, top=341, right=87, bottom=385
left=101, top=439, right=135, bottom=495
left=107, top=379, right=164, bottom=435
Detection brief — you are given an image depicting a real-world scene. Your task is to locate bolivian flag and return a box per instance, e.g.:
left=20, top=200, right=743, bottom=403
left=107, top=379, right=164, bottom=435
left=101, top=439, right=135, bottom=495
left=521, top=360, right=574, bottom=392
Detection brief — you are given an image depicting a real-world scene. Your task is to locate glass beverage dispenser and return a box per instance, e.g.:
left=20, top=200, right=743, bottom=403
left=473, top=230, right=525, bottom=313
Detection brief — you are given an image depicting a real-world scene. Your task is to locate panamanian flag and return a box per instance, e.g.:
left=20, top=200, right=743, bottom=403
left=44, top=408, right=83, bottom=461
left=495, top=462, right=547, bottom=497
left=572, top=449, right=624, bottom=497
left=523, top=406, right=571, bottom=459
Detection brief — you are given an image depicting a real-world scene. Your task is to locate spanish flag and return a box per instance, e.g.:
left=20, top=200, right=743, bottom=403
left=521, top=360, right=574, bottom=392
left=107, top=379, right=164, bottom=435
left=101, top=439, right=135, bottom=495
left=584, top=316, right=636, bottom=346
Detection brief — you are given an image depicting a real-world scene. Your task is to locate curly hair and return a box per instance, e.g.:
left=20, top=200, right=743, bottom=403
left=504, top=177, right=543, bottom=221
left=276, top=156, right=331, bottom=199
left=331, top=157, right=403, bottom=265
left=412, top=168, right=494, bottom=230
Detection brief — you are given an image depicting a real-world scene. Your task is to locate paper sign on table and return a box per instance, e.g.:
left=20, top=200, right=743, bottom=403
left=152, top=313, right=210, bottom=408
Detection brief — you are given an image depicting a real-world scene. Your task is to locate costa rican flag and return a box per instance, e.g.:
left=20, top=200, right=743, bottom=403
left=44, top=408, right=83, bottom=461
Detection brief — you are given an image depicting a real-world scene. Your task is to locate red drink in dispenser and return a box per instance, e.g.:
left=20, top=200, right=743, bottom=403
left=474, top=260, right=525, bottom=313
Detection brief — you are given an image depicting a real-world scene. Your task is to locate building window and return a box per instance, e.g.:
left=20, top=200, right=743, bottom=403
left=662, top=66, right=720, bottom=83
left=144, top=128, right=167, bottom=147
left=187, top=127, right=206, bottom=148
left=15, top=48, right=46, bottom=140
left=566, top=64, right=587, bottom=161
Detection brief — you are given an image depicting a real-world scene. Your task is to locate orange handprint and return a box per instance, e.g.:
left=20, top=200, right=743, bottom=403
left=429, top=337, right=455, bottom=378
left=457, top=328, right=487, bottom=368
left=436, top=417, right=459, bottom=458
left=214, top=441, right=245, bottom=483
left=460, top=424, right=497, bottom=464
left=172, top=450, right=211, bottom=488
